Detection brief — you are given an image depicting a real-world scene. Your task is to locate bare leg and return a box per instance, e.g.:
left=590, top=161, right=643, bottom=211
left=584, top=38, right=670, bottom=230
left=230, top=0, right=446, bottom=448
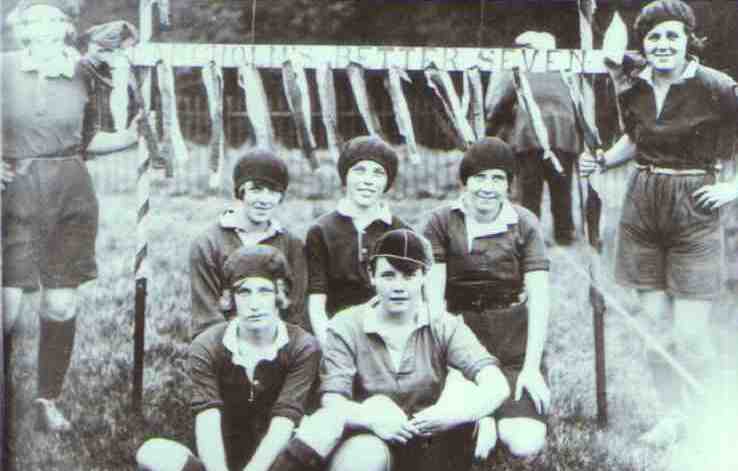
left=498, top=417, right=546, bottom=458
left=137, top=438, right=204, bottom=471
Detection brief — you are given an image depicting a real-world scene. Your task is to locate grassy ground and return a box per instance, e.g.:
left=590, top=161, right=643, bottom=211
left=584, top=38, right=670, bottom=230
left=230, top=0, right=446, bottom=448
left=6, top=145, right=738, bottom=470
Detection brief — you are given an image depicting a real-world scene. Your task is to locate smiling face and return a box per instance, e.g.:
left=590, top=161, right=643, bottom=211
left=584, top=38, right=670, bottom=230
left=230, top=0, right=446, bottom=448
left=371, top=257, right=425, bottom=318
left=14, top=5, right=70, bottom=50
left=345, top=160, right=388, bottom=209
left=239, top=180, right=283, bottom=226
left=233, top=277, right=280, bottom=331
left=643, top=20, right=688, bottom=75
left=463, top=168, right=509, bottom=218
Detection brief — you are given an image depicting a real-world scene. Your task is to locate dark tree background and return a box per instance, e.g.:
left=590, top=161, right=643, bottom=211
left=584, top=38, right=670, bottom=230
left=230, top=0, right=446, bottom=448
left=2, top=1, right=736, bottom=76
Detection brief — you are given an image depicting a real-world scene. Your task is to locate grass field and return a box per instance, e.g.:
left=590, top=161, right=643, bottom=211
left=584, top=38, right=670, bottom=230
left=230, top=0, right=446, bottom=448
left=5, top=145, right=738, bottom=470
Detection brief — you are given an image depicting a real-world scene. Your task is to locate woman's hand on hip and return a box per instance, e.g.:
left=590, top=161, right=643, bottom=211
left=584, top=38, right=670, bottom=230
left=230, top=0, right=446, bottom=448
left=693, top=183, right=738, bottom=210
left=1, top=162, right=16, bottom=191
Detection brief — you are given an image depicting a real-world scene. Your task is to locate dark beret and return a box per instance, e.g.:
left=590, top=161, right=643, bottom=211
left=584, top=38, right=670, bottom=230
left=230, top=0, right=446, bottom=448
left=634, top=0, right=696, bottom=43
left=223, top=245, right=292, bottom=288
left=232, top=148, right=289, bottom=198
left=459, top=137, right=516, bottom=185
left=337, top=135, right=399, bottom=192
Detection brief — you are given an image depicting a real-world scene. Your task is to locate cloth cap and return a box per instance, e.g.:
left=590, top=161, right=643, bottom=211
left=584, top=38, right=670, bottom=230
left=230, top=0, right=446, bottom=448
left=515, top=31, right=556, bottom=50
left=223, top=245, right=292, bottom=289
left=83, top=20, right=139, bottom=49
left=337, top=135, right=398, bottom=192
left=634, top=0, right=696, bottom=43
left=11, top=0, right=80, bottom=19
left=459, top=137, right=516, bottom=185
left=371, top=229, right=431, bottom=269
left=232, top=148, right=289, bottom=198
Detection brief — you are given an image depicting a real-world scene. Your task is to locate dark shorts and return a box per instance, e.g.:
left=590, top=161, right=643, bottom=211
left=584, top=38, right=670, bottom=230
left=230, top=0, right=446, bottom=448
left=458, top=302, right=546, bottom=423
left=2, top=158, right=99, bottom=290
left=329, top=425, right=475, bottom=471
left=615, top=169, right=723, bottom=300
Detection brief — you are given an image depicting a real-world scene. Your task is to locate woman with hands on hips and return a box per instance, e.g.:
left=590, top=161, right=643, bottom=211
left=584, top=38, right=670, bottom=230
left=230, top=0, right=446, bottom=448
left=2, top=0, right=139, bottom=433
left=580, top=0, right=738, bottom=446
left=261, top=229, right=510, bottom=471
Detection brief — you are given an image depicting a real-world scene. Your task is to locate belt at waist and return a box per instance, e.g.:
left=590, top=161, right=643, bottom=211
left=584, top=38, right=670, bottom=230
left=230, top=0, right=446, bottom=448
left=635, top=163, right=720, bottom=175
left=3, top=155, right=82, bottom=175
left=446, top=287, right=525, bottom=311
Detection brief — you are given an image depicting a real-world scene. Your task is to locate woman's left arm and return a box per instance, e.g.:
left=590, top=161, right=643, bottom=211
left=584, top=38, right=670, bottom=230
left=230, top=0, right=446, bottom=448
left=517, top=270, right=551, bottom=414
left=693, top=84, right=738, bottom=209
left=85, top=120, right=139, bottom=155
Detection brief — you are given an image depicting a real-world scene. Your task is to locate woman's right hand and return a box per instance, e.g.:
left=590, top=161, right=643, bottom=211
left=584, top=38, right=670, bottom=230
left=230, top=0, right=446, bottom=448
left=1, top=162, right=16, bottom=191
left=579, top=149, right=604, bottom=178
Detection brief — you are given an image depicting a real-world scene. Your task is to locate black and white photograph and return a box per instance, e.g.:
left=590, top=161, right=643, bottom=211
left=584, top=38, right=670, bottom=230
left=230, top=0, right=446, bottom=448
left=2, top=1, right=738, bottom=470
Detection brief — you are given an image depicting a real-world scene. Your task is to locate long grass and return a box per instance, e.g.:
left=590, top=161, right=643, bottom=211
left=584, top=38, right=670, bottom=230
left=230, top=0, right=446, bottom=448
left=6, top=145, right=737, bottom=470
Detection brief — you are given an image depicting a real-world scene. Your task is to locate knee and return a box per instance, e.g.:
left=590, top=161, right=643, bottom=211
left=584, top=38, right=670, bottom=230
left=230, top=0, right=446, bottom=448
left=41, top=289, right=78, bottom=322
left=498, top=419, right=546, bottom=458
left=295, top=408, right=348, bottom=458
left=328, top=434, right=391, bottom=471
left=136, top=438, right=195, bottom=471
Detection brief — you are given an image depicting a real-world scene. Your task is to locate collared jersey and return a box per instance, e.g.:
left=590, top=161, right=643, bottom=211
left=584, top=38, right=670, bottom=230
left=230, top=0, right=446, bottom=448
left=190, top=208, right=308, bottom=339
left=619, top=61, right=738, bottom=169
left=319, top=300, right=498, bottom=416
left=305, top=206, right=409, bottom=316
left=422, top=201, right=549, bottom=296
left=190, top=321, right=320, bottom=468
left=2, top=49, right=97, bottom=160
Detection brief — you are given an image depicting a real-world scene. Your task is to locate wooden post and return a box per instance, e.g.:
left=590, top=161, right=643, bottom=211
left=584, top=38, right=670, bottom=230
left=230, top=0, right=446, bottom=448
left=578, top=0, right=608, bottom=428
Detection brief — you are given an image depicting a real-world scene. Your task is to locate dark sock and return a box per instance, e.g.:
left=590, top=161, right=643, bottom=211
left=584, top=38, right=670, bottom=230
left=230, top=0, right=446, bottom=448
left=37, top=317, right=77, bottom=399
left=267, top=438, right=325, bottom=471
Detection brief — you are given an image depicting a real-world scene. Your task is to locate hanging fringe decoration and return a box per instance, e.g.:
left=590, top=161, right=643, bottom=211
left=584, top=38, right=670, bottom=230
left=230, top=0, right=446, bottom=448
left=466, top=67, right=486, bottom=140
left=347, top=62, right=383, bottom=137
left=316, top=63, right=342, bottom=163
left=386, top=67, right=420, bottom=164
left=425, top=63, right=475, bottom=150
left=282, top=59, right=319, bottom=170
left=239, top=65, right=275, bottom=150
left=157, top=0, right=171, bottom=28
left=202, top=62, right=225, bottom=190
left=157, top=60, right=189, bottom=177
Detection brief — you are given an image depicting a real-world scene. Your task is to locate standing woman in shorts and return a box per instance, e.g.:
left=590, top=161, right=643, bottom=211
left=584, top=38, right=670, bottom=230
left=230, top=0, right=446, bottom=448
left=422, top=137, right=551, bottom=460
left=2, top=0, right=138, bottom=432
left=305, top=136, right=409, bottom=346
left=581, top=0, right=738, bottom=445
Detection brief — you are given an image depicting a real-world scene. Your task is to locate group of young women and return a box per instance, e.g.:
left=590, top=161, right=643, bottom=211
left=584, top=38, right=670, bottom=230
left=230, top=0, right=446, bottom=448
left=2, top=0, right=737, bottom=469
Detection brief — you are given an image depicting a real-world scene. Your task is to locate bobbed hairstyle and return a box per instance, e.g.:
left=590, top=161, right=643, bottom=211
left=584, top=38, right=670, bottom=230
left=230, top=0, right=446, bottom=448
left=634, top=0, right=705, bottom=55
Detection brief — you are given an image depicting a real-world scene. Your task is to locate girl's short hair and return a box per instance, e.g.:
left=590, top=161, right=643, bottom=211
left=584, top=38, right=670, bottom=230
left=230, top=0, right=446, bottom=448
left=634, top=0, right=705, bottom=55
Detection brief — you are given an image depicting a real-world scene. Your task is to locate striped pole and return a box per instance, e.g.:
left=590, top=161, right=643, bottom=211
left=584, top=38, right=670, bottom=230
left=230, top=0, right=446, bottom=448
left=1, top=171, right=5, bottom=471
left=132, top=0, right=155, bottom=414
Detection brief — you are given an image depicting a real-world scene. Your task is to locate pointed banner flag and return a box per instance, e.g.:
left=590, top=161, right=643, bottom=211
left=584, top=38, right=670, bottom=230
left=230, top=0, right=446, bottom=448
left=238, top=65, right=275, bottom=150
left=386, top=67, right=420, bottom=164
left=511, top=67, right=564, bottom=174
left=202, top=62, right=225, bottom=191
left=282, top=59, right=319, bottom=170
left=425, top=64, right=475, bottom=150
left=347, top=62, right=383, bottom=137
left=157, top=60, right=189, bottom=177
left=316, top=63, right=343, bottom=163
